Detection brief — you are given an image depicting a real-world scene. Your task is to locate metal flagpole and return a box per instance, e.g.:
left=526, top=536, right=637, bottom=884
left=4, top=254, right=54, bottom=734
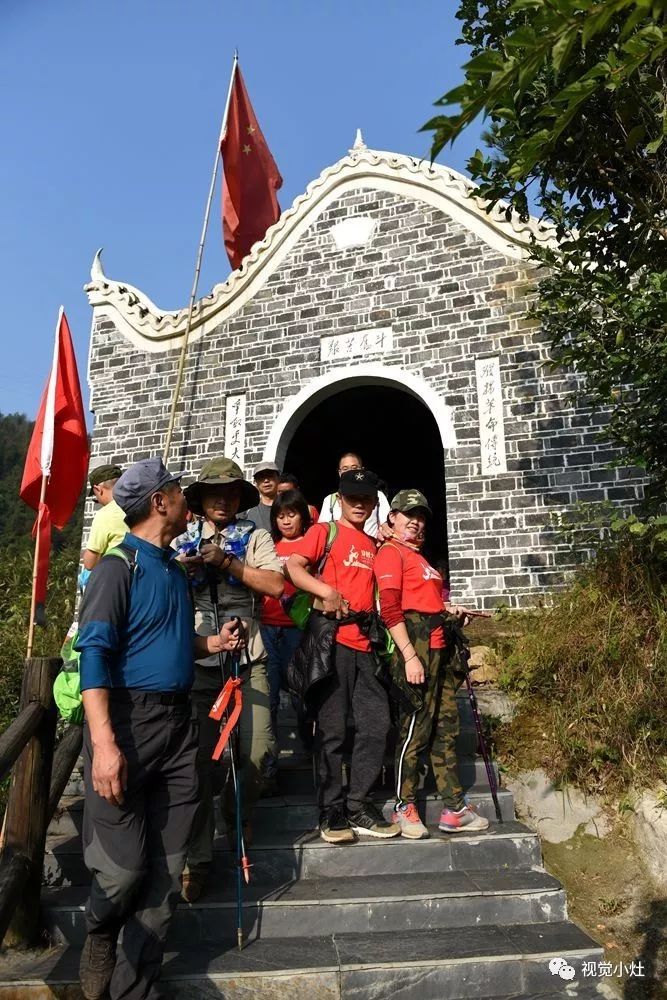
left=163, top=50, right=239, bottom=464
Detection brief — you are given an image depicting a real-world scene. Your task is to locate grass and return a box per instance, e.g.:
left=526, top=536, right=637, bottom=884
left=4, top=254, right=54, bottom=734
left=492, top=516, right=667, bottom=796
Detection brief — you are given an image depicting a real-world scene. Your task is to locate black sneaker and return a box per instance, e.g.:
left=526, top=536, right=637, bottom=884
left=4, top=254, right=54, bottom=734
left=347, top=802, right=400, bottom=839
left=319, top=805, right=356, bottom=844
left=79, top=932, right=116, bottom=1000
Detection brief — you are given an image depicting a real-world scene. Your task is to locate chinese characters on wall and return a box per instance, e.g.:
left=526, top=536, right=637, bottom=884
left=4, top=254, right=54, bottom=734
left=475, top=356, right=507, bottom=475
left=224, top=394, right=246, bottom=468
left=320, top=327, right=393, bottom=362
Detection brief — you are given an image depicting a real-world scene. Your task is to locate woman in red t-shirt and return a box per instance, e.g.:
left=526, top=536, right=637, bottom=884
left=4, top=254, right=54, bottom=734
left=260, top=490, right=312, bottom=756
left=375, top=489, right=489, bottom=840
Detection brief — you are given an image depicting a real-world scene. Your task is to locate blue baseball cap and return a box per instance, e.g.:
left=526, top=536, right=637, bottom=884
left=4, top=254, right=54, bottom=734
left=113, top=457, right=184, bottom=514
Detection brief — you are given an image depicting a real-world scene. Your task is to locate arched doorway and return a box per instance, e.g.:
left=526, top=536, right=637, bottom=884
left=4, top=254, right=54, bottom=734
left=282, top=384, right=449, bottom=568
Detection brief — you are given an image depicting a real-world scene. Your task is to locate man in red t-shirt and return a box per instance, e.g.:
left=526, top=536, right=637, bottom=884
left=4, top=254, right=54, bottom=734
left=286, top=470, right=399, bottom=844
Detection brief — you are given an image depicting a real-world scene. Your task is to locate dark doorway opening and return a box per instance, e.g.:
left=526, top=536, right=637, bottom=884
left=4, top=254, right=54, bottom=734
left=283, top=384, right=448, bottom=570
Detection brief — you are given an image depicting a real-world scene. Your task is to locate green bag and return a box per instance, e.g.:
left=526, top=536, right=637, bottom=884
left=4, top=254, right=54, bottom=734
left=285, top=522, right=338, bottom=630
left=53, top=663, right=84, bottom=724
left=53, top=545, right=136, bottom=723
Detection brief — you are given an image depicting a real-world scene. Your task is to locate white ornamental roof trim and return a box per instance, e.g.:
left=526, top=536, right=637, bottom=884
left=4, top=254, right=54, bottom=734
left=85, top=143, right=556, bottom=354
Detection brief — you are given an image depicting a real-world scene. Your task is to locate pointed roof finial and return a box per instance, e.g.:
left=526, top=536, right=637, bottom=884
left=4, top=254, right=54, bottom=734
left=350, top=128, right=366, bottom=154
left=91, top=247, right=106, bottom=282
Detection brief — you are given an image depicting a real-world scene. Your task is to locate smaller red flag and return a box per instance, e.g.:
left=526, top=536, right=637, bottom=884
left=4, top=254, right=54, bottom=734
left=21, top=308, right=89, bottom=628
left=221, top=64, right=283, bottom=270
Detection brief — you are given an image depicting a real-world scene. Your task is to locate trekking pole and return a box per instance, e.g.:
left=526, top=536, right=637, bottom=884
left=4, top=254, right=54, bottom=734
left=232, top=619, right=253, bottom=949
left=207, top=579, right=251, bottom=950
left=454, top=627, right=503, bottom=824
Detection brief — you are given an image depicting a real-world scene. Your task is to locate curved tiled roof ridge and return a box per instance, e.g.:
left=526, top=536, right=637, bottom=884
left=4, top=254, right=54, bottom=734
left=85, top=142, right=556, bottom=352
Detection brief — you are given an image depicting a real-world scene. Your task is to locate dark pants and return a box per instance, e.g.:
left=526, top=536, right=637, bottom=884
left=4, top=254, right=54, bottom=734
left=259, top=623, right=303, bottom=718
left=314, top=644, right=390, bottom=813
left=82, top=691, right=198, bottom=1000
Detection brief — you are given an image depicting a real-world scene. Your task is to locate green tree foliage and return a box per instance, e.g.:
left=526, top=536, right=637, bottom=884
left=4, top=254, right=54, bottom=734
left=0, top=412, right=84, bottom=794
left=423, top=0, right=667, bottom=498
left=0, top=412, right=85, bottom=553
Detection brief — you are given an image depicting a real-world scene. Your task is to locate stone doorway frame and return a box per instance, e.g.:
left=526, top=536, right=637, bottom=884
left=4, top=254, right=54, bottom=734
left=263, top=362, right=457, bottom=468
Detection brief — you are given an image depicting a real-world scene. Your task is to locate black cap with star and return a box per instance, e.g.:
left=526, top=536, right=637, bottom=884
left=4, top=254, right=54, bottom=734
left=338, top=469, right=380, bottom=497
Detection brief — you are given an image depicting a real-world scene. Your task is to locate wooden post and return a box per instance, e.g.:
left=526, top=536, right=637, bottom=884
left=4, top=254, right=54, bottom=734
left=2, top=657, right=60, bottom=946
left=48, top=723, right=83, bottom=820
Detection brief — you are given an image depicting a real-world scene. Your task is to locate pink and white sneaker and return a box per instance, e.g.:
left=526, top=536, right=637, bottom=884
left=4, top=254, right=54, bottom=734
left=438, top=804, right=489, bottom=833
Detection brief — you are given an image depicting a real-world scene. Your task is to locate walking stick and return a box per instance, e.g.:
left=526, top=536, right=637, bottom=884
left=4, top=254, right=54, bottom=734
left=207, top=577, right=251, bottom=950
left=231, top=640, right=245, bottom=950
left=452, top=625, right=503, bottom=824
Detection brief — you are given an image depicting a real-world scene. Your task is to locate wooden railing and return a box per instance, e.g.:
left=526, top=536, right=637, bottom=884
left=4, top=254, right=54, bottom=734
left=0, top=658, right=83, bottom=947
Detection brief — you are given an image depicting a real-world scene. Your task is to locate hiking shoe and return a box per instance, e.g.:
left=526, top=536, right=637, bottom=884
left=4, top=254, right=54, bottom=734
left=393, top=802, right=429, bottom=840
left=319, top=805, right=355, bottom=844
left=347, top=802, right=400, bottom=839
left=181, top=869, right=207, bottom=903
left=79, top=932, right=116, bottom=1000
left=438, top=804, right=490, bottom=833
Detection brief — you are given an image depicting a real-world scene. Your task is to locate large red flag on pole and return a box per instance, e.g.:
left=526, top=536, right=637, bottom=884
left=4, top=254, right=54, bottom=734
left=20, top=308, right=89, bottom=649
left=220, top=63, right=283, bottom=271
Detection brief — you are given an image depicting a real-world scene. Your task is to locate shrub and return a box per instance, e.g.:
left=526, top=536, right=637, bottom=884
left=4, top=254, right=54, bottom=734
left=499, top=515, right=667, bottom=794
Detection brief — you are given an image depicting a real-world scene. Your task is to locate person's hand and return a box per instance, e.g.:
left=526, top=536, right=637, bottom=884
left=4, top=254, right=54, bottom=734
left=91, top=738, right=127, bottom=807
left=378, top=522, right=393, bottom=542
left=177, top=553, right=204, bottom=576
left=200, top=543, right=230, bottom=568
left=405, top=655, right=425, bottom=685
left=449, top=605, right=470, bottom=625
left=209, top=620, right=245, bottom=654
left=321, top=587, right=349, bottom=618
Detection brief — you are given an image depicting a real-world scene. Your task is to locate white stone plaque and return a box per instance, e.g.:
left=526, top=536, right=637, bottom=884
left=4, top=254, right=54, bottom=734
left=224, top=394, right=246, bottom=468
left=475, top=357, right=507, bottom=475
left=320, top=327, right=393, bottom=362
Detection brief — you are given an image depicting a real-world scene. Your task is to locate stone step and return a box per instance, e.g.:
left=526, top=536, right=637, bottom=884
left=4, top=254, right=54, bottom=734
left=275, top=756, right=500, bottom=796
left=45, top=868, right=566, bottom=947
left=46, top=787, right=514, bottom=842
left=62, top=757, right=495, bottom=806
left=0, top=922, right=603, bottom=998
left=44, top=820, right=541, bottom=888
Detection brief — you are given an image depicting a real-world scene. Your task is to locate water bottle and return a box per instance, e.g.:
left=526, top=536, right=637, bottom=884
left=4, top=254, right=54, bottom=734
left=221, top=519, right=254, bottom=586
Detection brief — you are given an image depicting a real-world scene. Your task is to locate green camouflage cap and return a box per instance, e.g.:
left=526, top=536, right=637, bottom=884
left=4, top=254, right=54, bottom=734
left=390, top=489, right=432, bottom=515
left=193, top=457, right=246, bottom=485
left=184, top=457, right=259, bottom=515
left=89, top=463, right=123, bottom=495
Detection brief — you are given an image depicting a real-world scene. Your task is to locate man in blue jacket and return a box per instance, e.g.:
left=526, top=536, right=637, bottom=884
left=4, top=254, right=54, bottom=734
left=75, top=458, right=240, bottom=1000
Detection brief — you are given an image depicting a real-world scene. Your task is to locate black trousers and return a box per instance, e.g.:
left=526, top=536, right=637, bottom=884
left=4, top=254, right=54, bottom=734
left=314, top=644, right=390, bottom=813
left=82, top=692, right=198, bottom=1000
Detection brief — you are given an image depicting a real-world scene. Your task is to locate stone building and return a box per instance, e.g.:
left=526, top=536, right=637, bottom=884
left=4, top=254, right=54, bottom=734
left=84, top=133, right=644, bottom=608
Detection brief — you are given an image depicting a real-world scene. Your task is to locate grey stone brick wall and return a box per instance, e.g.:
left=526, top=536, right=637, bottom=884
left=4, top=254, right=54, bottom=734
left=85, top=186, right=645, bottom=608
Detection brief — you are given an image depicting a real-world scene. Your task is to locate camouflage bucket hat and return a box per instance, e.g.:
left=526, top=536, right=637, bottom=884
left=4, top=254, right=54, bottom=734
left=184, top=457, right=259, bottom=516
left=390, top=489, right=432, bottom=515
left=88, top=463, right=123, bottom=496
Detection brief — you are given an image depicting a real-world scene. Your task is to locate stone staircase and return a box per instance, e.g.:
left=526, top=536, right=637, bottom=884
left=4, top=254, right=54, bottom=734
left=0, top=696, right=605, bottom=998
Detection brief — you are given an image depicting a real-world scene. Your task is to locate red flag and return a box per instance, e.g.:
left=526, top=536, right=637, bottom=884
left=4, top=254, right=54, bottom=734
left=220, top=64, right=282, bottom=270
left=20, top=308, right=89, bottom=624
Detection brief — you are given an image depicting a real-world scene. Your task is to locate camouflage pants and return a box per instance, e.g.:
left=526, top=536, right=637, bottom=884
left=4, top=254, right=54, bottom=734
left=392, top=611, right=465, bottom=811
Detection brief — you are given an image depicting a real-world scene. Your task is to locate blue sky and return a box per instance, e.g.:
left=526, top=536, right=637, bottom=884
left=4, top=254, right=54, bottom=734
left=1, top=1, right=484, bottom=419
